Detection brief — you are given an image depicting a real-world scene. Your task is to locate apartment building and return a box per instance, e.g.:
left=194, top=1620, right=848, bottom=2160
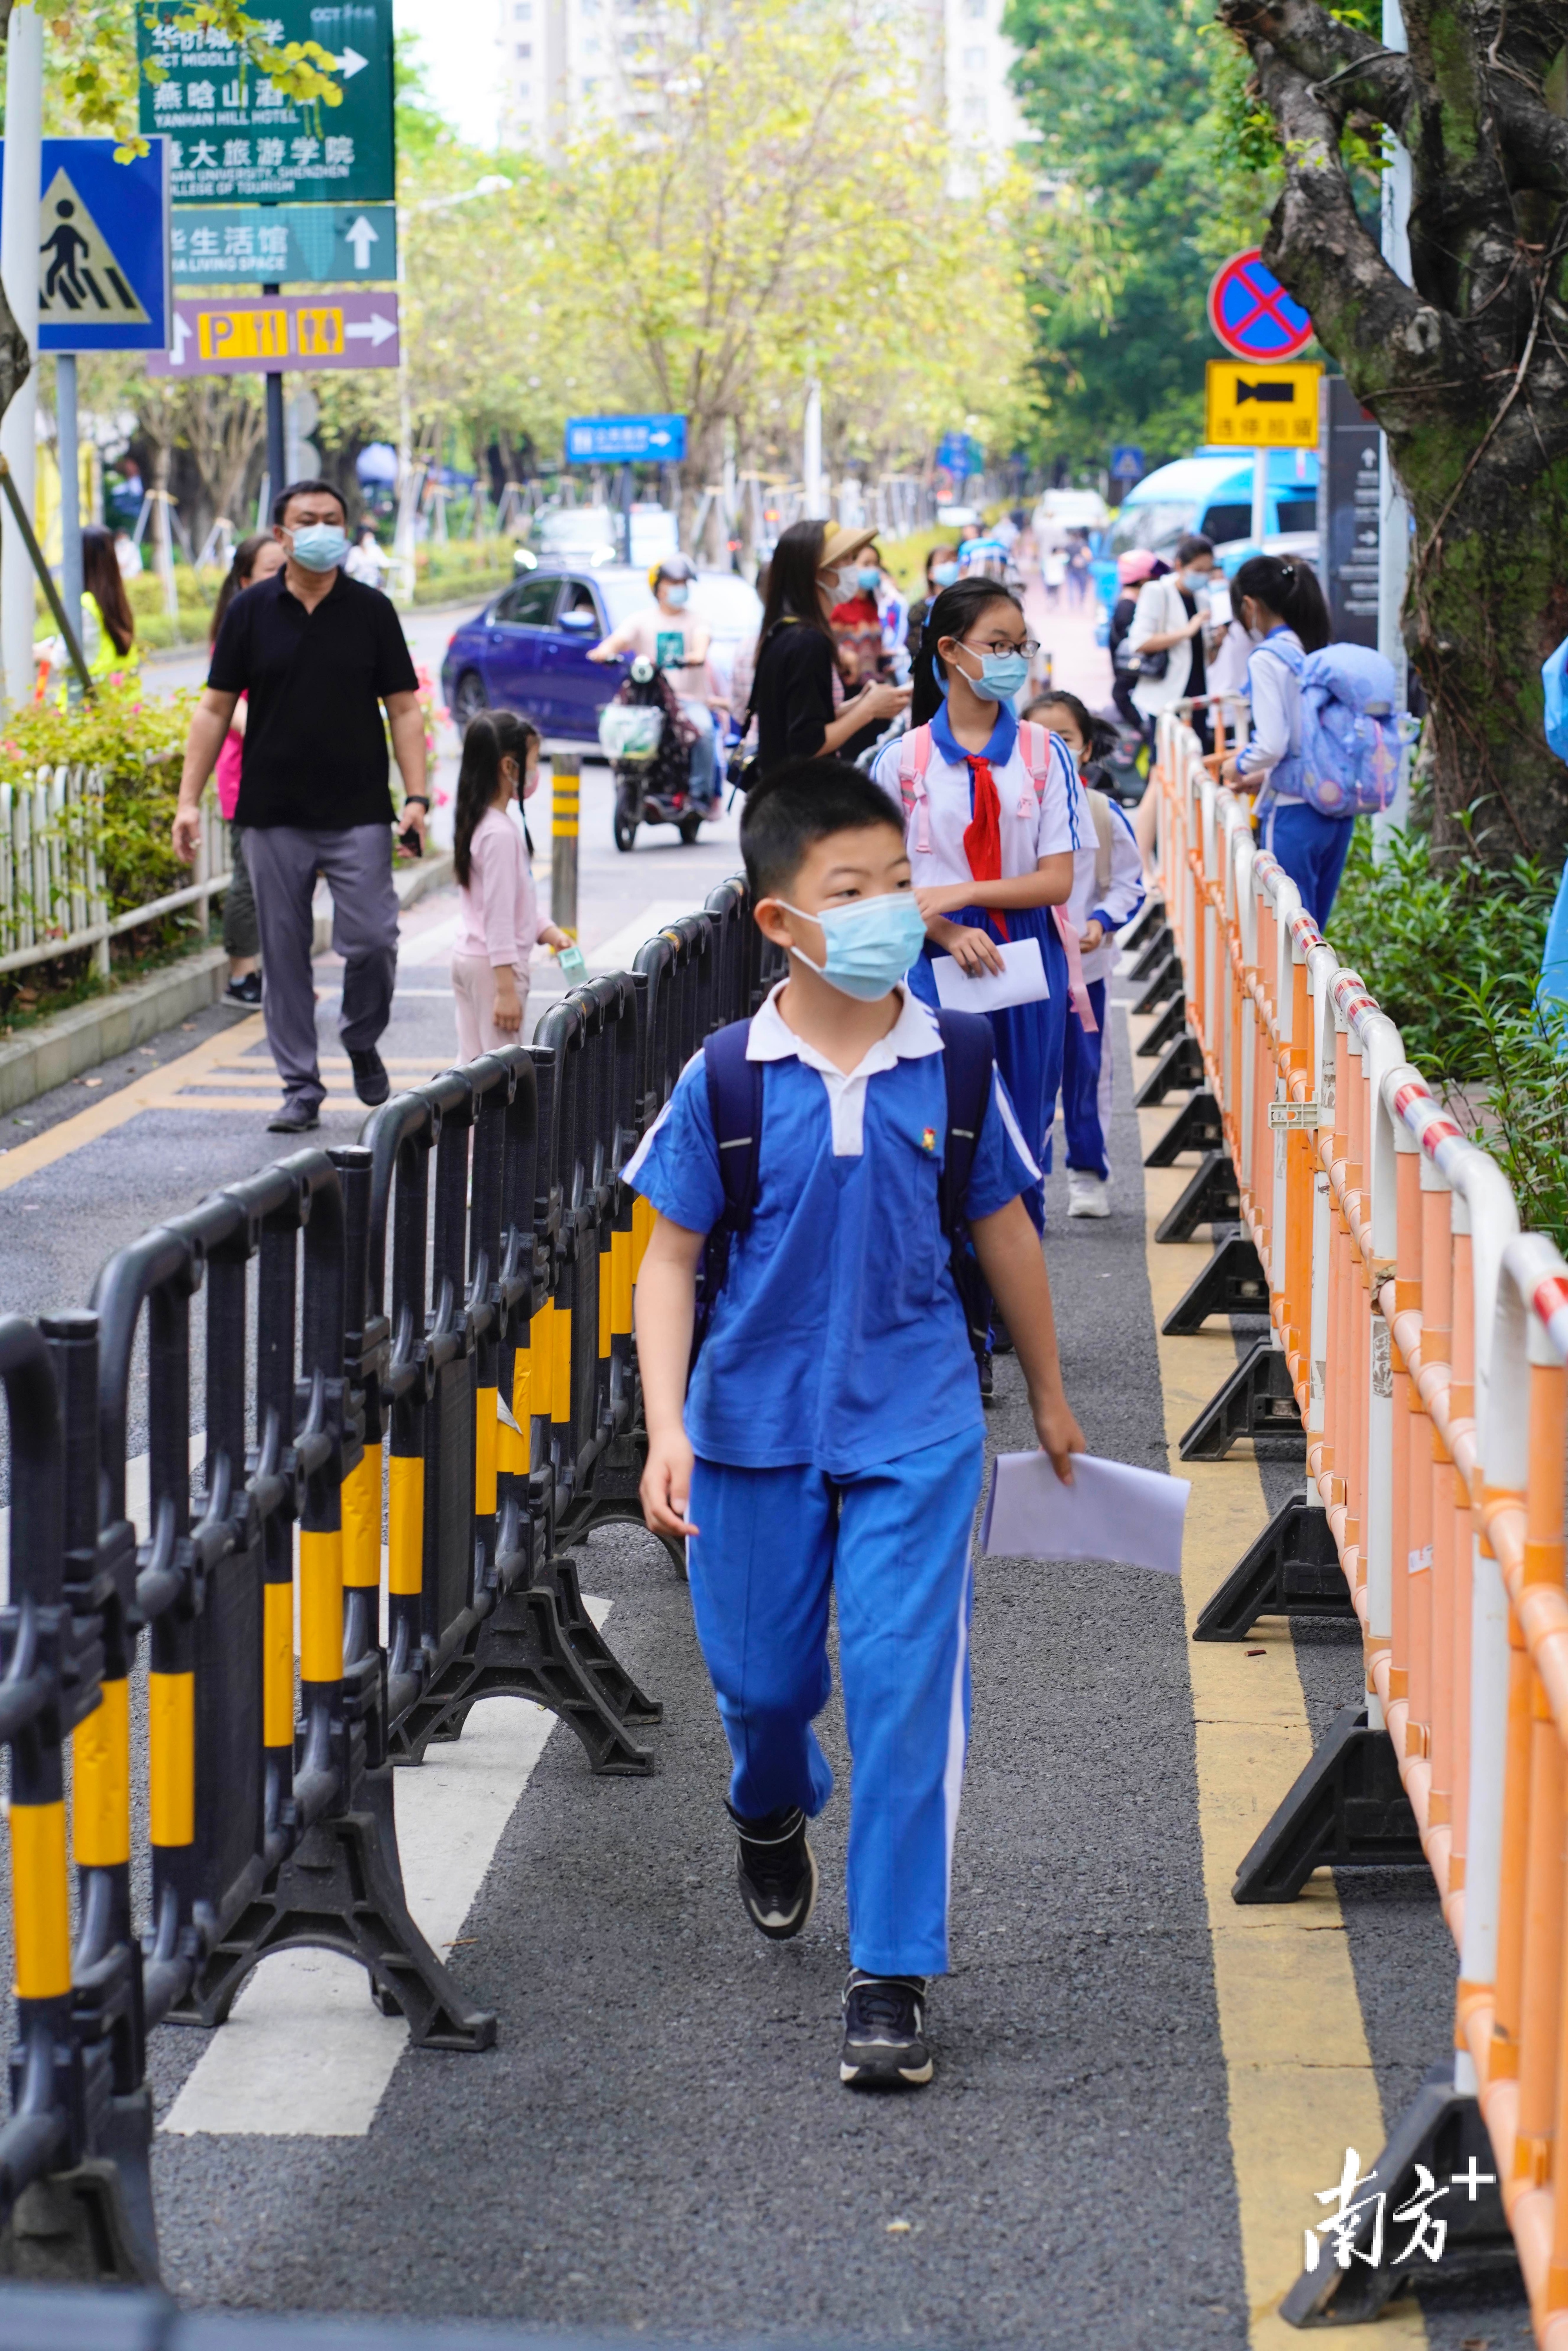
left=497, top=0, right=1024, bottom=170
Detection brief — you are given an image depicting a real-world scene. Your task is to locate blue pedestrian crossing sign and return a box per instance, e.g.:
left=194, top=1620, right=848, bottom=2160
left=0, top=138, right=171, bottom=351
left=565, top=414, right=687, bottom=464
left=1109, top=444, right=1145, bottom=483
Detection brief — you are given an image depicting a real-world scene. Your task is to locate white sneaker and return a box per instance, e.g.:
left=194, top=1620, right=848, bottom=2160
left=1067, top=1170, right=1111, bottom=1219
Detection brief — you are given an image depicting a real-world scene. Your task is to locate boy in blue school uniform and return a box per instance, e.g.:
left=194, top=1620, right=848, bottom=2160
left=629, top=759, right=1085, bottom=2089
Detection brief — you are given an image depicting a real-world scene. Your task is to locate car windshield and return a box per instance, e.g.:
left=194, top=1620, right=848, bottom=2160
left=595, top=574, right=652, bottom=628
left=537, top=508, right=616, bottom=548
left=1108, top=500, right=1200, bottom=557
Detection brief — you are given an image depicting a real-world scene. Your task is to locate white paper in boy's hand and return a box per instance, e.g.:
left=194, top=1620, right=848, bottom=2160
left=979, top=1451, right=1190, bottom=1575
left=930, top=935, right=1049, bottom=1015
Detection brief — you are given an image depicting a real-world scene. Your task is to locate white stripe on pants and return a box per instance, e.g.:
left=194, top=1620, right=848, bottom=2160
left=451, top=955, right=530, bottom=1058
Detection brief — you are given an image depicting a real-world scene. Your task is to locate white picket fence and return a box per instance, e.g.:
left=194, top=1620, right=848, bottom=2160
left=0, top=764, right=233, bottom=979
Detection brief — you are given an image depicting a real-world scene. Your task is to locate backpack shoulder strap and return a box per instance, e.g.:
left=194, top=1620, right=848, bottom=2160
left=898, top=723, right=935, bottom=850
left=702, top=1019, right=764, bottom=1235
left=1018, top=720, right=1051, bottom=801
left=1086, top=785, right=1116, bottom=897
left=933, top=1008, right=996, bottom=1242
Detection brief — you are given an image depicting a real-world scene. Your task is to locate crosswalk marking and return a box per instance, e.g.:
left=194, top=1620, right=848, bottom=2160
left=162, top=1604, right=608, bottom=2137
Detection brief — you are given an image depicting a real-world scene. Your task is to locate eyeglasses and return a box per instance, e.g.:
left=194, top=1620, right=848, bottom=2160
left=963, top=635, right=1040, bottom=659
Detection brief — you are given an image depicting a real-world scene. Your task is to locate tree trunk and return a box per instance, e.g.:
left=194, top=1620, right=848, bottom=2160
left=1219, top=0, right=1568, bottom=864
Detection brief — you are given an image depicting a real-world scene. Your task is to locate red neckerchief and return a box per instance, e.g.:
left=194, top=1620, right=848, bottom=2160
left=962, top=759, right=1009, bottom=942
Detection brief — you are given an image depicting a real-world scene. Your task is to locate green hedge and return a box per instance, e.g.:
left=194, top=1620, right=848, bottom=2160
left=1327, top=812, right=1568, bottom=1245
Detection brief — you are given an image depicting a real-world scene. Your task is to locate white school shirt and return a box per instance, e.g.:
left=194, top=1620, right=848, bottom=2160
left=871, top=726, right=1080, bottom=888
left=1065, top=788, right=1146, bottom=985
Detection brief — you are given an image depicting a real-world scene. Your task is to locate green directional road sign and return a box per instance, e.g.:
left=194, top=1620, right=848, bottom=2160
left=171, top=202, right=396, bottom=284
left=138, top=0, right=394, bottom=207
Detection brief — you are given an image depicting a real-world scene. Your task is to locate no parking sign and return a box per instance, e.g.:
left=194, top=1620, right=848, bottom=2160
left=1207, top=249, right=1313, bottom=363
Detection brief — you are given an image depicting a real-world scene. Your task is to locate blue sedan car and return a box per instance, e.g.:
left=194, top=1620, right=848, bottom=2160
left=439, top=562, right=761, bottom=744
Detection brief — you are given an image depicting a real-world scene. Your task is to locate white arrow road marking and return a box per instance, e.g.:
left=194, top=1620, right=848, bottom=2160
left=343, top=312, right=396, bottom=347
left=345, top=214, right=378, bottom=268
left=334, top=44, right=368, bottom=74
left=162, top=1600, right=612, bottom=2136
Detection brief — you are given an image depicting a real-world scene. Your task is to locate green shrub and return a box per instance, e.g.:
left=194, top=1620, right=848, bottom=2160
left=1327, top=810, right=1568, bottom=1244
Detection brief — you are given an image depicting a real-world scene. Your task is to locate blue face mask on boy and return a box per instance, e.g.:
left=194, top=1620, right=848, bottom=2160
left=774, top=891, right=927, bottom=1002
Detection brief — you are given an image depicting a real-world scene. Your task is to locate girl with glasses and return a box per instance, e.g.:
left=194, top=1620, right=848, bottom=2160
left=872, top=576, right=1082, bottom=1240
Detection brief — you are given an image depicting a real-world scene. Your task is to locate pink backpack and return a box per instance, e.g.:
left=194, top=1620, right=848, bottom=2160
left=895, top=722, right=1097, bottom=1032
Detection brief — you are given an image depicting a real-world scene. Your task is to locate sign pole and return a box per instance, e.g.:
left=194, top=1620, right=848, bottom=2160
left=1250, top=445, right=1268, bottom=548
left=0, top=2, right=43, bottom=711
left=263, top=279, right=286, bottom=509
left=551, top=753, right=579, bottom=940
left=55, top=353, right=82, bottom=692
left=1375, top=0, right=1413, bottom=851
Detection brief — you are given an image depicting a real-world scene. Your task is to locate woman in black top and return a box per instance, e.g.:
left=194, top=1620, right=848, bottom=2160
left=751, top=519, right=910, bottom=775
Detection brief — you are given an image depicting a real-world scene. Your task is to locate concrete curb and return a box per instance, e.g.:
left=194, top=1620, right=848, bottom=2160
left=0, top=853, right=455, bottom=1116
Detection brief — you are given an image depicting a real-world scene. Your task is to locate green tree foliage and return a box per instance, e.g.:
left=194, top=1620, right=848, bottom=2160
left=1002, top=0, right=1270, bottom=469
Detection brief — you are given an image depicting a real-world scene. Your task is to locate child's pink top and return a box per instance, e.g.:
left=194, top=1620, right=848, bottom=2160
left=454, top=806, right=539, bottom=970
left=215, top=717, right=243, bottom=819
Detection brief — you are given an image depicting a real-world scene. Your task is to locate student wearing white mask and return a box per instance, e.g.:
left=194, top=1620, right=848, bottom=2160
left=1126, top=532, right=1225, bottom=752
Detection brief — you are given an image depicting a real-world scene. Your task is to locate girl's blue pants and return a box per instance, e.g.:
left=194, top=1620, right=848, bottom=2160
left=687, top=1427, right=984, bottom=1979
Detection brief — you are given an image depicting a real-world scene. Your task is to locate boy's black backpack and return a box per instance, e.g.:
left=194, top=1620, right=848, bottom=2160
left=690, top=1006, right=997, bottom=1379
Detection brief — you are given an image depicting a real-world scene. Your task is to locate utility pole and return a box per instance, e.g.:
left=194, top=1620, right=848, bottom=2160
left=802, top=381, right=824, bottom=521
left=1374, top=0, right=1413, bottom=849
left=56, top=354, right=82, bottom=694
left=0, top=3, right=43, bottom=710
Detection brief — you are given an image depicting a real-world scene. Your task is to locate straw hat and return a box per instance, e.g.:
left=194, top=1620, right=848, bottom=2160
left=817, top=524, right=878, bottom=572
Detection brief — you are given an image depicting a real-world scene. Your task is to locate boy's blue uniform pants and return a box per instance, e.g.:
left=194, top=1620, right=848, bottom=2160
left=687, top=1427, right=984, bottom=1979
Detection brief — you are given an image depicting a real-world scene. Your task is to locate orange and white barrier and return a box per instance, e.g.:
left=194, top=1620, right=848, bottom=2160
left=1150, top=707, right=1568, bottom=2338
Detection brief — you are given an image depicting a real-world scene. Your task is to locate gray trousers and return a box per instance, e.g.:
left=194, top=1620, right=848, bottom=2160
left=222, top=826, right=259, bottom=960
left=244, top=823, right=398, bottom=1111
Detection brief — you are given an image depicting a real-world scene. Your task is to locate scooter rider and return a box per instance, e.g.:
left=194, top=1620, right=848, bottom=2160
left=589, top=554, right=724, bottom=812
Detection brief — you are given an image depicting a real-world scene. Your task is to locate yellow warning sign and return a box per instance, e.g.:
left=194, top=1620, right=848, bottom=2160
left=1205, top=359, right=1321, bottom=448
left=196, top=306, right=288, bottom=362
left=38, top=167, right=150, bottom=327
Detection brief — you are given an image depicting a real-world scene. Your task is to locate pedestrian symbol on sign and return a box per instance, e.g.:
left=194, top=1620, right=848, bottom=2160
left=37, top=167, right=149, bottom=324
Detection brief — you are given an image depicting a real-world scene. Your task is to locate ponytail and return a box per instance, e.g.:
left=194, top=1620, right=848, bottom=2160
left=909, top=578, right=1027, bottom=728
left=453, top=708, right=540, bottom=887
left=1232, top=553, right=1330, bottom=655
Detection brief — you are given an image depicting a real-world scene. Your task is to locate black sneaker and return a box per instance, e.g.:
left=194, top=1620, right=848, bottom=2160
left=224, top=971, right=262, bottom=1006
left=728, top=1803, right=817, bottom=1941
left=349, top=1048, right=390, bottom=1106
left=267, top=1097, right=320, bottom=1134
left=840, top=1972, right=933, bottom=2088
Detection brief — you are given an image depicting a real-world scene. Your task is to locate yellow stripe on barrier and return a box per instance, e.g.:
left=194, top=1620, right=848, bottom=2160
left=475, top=1384, right=498, bottom=1516
left=73, top=1676, right=130, bottom=1868
left=10, top=1801, right=71, bottom=2000
left=497, top=1404, right=529, bottom=1475
left=341, top=1446, right=382, bottom=1590
left=598, top=1246, right=612, bottom=1360
left=299, top=1527, right=344, bottom=1685
left=552, top=1299, right=572, bottom=1424
left=263, top=1581, right=294, bottom=1748
left=149, top=1671, right=195, bottom=1846
left=612, top=1226, right=633, bottom=1337
left=388, top=1453, right=425, bottom=1596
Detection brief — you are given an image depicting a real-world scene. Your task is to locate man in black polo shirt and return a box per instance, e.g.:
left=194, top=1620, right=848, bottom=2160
left=172, top=478, right=428, bottom=1132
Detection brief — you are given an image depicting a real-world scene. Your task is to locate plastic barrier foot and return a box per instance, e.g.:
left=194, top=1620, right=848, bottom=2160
left=1233, top=1701, right=1425, bottom=1903
left=1123, top=914, right=1170, bottom=979
left=1132, top=1032, right=1203, bottom=1107
left=1145, top=1089, right=1224, bottom=1167
left=1279, top=2057, right=1517, bottom=2323
left=1179, top=1340, right=1307, bottom=1461
left=0, top=2093, right=158, bottom=2285
left=169, top=1765, right=499, bottom=2051
left=1136, top=994, right=1189, bottom=1060
left=1131, top=951, right=1183, bottom=1017
left=1193, top=1497, right=1352, bottom=1641
left=1154, top=1151, right=1241, bottom=1243
left=399, top=1567, right=661, bottom=1777
left=1161, top=1232, right=1270, bottom=1334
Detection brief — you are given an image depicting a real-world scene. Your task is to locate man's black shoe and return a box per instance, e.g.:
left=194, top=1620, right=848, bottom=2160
left=223, top=971, right=262, bottom=1006
left=267, top=1097, right=319, bottom=1134
left=728, top=1802, right=817, bottom=1941
left=349, top=1048, right=390, bottom=1106
left=840, top=1971, right=933, bottom=2088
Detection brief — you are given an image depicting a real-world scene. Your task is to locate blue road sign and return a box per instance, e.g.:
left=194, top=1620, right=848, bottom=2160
left=0, top=138, right=171, bottom=351
left=565, top=414, right=687, bottom=464
left=1109, top=444, right=1145, bottom=482
left=938, top=430, right=983, bottom=477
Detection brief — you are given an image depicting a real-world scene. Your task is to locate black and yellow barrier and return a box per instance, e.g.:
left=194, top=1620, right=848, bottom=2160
left=0, top=881, right=758, bottom=2288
